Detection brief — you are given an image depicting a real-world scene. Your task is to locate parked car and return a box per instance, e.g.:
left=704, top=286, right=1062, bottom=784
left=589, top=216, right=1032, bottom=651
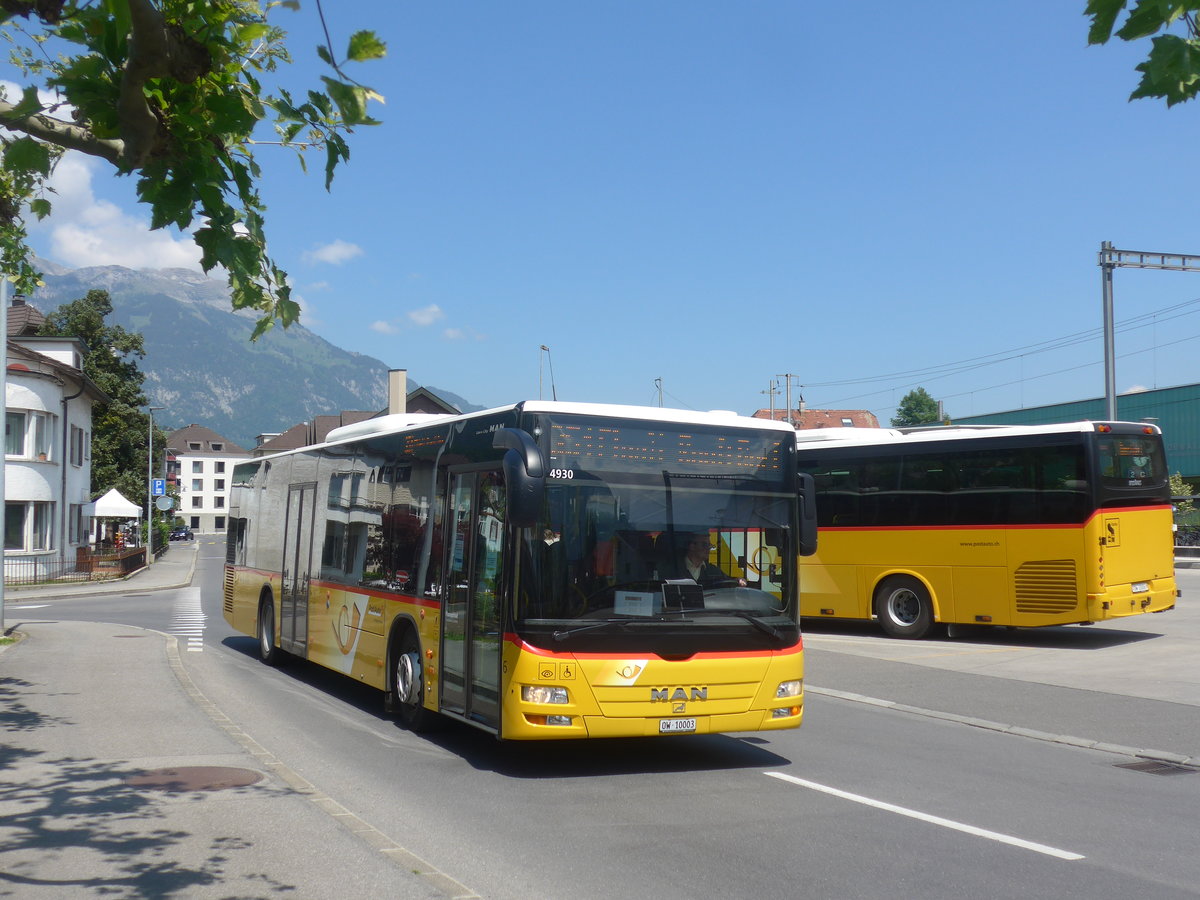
left=169, top=525, right=194, bottom=541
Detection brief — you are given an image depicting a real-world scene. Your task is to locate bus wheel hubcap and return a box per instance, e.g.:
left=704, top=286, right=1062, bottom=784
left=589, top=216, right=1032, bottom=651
left=888, top=590, right=918, bottom=625
left=396, top=651, right=420, bottom=704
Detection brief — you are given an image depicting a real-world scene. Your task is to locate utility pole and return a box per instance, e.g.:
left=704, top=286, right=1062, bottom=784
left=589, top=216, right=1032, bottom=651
left=1098, top=242, right=1200, bottom=420
left=776, top=373, right=800, bottom=427
left=761, top=379, right=780, bottom=419
left=1, top=277, right=7, bottom=632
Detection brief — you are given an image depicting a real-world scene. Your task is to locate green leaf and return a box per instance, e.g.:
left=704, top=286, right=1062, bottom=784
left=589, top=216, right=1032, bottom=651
left=1086, top=0, right=1127, bottom=44
left=29, top=198, right=51, bottom=219
left=11, top=85, right=44, bottom=118
left=316, top=44, right=334, bottom=66
left=1131, top=33, right=1200, bottom=104
left=346, top=31, right=387, bottom=62
left=1115, top=0, right=1184, bottom=42
left=3, top=137, right=53, bottom=177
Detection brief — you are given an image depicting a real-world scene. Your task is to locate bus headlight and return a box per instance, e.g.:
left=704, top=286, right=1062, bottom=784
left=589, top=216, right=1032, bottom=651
left=522, top=685, right=569, bottom=704
left=776, top=679, right=803, bottom=699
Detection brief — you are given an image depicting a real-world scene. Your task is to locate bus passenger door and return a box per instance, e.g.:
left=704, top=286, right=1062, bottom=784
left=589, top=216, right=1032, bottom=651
left=280, top=482, right=317, bottom=655
left=441, top=469, right=505, bottom=730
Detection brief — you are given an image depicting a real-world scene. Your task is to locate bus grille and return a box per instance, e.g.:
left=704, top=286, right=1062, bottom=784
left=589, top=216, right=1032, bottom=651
left=223, top=567, right=235, bottom=616
left=1014, top=559, right=1079, bottom=614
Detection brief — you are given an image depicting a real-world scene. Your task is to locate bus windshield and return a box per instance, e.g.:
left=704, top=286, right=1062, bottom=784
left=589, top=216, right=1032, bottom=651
left=515, top=414, right=798, bottom=651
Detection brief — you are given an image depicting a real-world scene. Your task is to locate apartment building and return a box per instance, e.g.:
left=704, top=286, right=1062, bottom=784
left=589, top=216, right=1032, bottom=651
left=5, top=298, right=108, bottom=579
left=165, top=425, right=250, bottom=534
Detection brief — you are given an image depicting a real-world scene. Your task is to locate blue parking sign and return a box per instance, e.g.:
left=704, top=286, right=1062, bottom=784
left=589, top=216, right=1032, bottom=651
left=151, top=478, right=166, bottom=497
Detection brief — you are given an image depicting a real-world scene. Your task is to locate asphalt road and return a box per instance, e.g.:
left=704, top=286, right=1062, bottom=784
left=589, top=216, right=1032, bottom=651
left=20, top=541, right=1200, bottom=899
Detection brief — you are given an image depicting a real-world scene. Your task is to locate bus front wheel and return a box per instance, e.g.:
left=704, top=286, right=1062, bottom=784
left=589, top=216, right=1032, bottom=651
left=875, top=576, right=935, bottom=639
left=388, top=627, right=436, bottom=731
left=258, top=597, right=281, bottom=665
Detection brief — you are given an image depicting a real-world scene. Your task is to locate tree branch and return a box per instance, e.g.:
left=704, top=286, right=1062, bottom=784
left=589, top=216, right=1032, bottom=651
left=0, top=100, right=123, bottom=163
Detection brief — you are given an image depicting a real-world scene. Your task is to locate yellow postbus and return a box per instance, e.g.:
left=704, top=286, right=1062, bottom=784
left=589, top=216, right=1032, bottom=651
left=224, top=401, right=817, bottom=739
left=794, top=421, right=1177, bottom=638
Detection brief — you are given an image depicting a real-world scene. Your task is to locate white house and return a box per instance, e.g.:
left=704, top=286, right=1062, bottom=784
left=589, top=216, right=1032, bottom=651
left=5, top=299, right=108, bottom=580
left=165, top=424, right=250, bottom=534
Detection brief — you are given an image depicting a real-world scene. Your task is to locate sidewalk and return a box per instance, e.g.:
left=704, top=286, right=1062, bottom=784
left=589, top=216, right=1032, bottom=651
left=4, top=538, right=200, bottom=602
left=0, top=543, right=475, bottom=898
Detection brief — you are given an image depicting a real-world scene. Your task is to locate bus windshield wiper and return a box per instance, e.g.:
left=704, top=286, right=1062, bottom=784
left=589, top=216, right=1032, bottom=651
left=551, top=618, right=631, bottom=641
left=681, top=608, right=785, bottom=640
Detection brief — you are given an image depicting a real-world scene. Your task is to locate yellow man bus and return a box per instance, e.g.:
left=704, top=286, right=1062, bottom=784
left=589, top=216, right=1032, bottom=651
left=794, top=421, right=1177, bottom=638
left=224, top=401, right=817, bottom=739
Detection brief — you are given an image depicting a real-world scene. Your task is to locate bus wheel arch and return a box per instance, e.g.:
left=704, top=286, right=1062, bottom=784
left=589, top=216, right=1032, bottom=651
left=257, top=588, right=281, bottom=665
left=873, top=574, right=936, bottom=639
left=386, top=619, right=437, bottom=731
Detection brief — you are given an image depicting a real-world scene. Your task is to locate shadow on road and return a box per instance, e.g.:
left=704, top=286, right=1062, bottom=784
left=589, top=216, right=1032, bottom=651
left=800, top=617, right=1164, bottom=650
left=220, top=636, right=795, bottom=777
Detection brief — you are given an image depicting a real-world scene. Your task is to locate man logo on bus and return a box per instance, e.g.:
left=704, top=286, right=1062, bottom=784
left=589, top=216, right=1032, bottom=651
left=651, top=687, right=708, bottom=702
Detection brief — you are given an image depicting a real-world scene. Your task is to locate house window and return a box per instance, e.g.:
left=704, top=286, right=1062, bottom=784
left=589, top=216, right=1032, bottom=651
left=214, top=516, right=226, bottom=530
left=190, top=516, right=200, bottom=529
left=192, top=479, right=203, bottom=492
left=215, top=461, right=226, bottom=473
left=214, top=479, right=225, bottom=491
left=6, top=412, right=25, bottom=456
left=214, top=496, right=225, bottom=509
left=192, top=460, right=204, bottom=474
left=192, top=497, right=203, bottom=509
left=69, top=503, right=84, bottom=543
left=5, top=501, right=53, bottom=550
left=5, top=410, right=55, bottom=460
left=841, top=418, right=854, bottom=427
left=188, top=441, right=201, bottom=450
left=212, top=442, right=224, bottom=451
left=70, top=425, right=85, bottom=466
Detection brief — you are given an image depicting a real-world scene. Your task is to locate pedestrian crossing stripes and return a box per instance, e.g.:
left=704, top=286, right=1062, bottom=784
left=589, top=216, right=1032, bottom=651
left=171, top=586, right=206, bottom=652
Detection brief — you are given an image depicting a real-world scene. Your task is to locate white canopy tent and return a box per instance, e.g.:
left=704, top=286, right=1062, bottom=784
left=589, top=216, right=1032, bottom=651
left=84, top=488, right=142, bottom=519
left=83, top=488, right=142, bottom=548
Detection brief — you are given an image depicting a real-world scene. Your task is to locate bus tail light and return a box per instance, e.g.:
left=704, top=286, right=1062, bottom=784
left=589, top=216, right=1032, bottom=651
left=772, top=707, right=801, bottom=718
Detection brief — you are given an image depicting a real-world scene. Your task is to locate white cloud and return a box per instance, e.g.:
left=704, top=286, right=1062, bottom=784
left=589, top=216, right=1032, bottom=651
left=304, top=239, right=364, bottom=265
left=370, top=320, right=401, bottom=334
left=408, top=304, right=444, bottom=327
left=443, top=327, right=485, bottom=341
left=31, top=153, right=202, bottom=270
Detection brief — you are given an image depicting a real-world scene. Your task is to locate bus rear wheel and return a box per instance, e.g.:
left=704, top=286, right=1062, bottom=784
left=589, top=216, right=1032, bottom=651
left=258, top=597, right=281, bottom=665
left=389, top=628, right=436, bottom=731
left=875, top=575, right=935, bottom=639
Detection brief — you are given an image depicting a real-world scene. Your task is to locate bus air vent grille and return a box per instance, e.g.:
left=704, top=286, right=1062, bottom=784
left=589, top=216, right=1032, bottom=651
left=1014, top=559, right=1078, bottom=614
left=223, top=567, right=235, bottom=615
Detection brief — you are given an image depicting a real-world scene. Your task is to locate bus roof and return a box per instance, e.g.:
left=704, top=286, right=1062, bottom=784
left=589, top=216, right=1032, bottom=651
left=792, top=420, right=1162, bottom=450
left=250, top=400, right=796, bottom=463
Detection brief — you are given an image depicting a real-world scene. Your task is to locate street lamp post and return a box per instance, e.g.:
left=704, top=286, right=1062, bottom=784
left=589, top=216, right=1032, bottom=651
left=146, top=406, right=164, bottom=565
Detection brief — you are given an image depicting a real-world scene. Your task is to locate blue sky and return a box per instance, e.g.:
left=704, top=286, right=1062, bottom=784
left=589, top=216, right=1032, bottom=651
left=20, top=2, right=1200, bottom=423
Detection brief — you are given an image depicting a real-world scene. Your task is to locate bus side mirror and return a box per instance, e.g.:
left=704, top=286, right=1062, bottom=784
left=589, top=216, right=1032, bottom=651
left=493, top=427, right=545, bottom=528
left=798, top=472, right=818, bottom=557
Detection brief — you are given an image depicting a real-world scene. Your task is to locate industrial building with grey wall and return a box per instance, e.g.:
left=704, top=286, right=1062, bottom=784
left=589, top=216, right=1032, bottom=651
left=952, top=382, right=1200, bottom=488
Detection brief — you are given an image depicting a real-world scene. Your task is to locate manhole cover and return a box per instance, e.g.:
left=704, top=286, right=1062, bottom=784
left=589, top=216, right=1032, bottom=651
left=124, top=766, right=263, bottom=792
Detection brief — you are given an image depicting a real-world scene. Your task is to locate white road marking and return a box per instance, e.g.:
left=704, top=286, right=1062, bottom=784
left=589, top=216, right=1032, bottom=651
left=765, top=772, right=1085, bottom=861
left=171, top=586, right=206, bottom=652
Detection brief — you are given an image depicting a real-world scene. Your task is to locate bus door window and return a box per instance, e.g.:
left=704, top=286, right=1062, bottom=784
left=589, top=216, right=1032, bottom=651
left=281, top=482, right=317, bottom=654
left=440, top=469, right=503, bottom=728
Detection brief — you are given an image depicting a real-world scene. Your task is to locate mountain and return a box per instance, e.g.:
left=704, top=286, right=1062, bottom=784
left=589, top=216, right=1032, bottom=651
left=27, top=261, right=481, bottom=448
